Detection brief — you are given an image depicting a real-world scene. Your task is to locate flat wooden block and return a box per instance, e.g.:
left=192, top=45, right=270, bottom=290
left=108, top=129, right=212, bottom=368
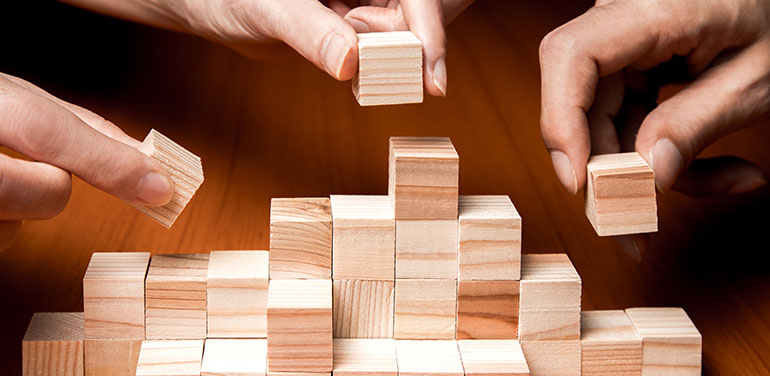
left=135, top=129, right=204, bottom=228
left=456, top=280, right=519, bottom=339
left=625, top=308, right=701, bottom=376
left=84, top=339, right=141, bottom=376
left=83, top=252, right=150, bottom=339
left=267, top=279, right=332, bottom=372
left=581, top=310, right=642, bottom=376
left=395, top=220, right=458, bottom=279
left=520, top=340, right=581, bottom=376
left=585, top=152, right=657, bottom=236
left=268, top=373, right=330, bottom=376
left=333, top=339, right=398, bottom=376
left=388, top=137, right=459, bottom=220
left=353, top=32, right=423, bottom=106
left=207, top=250, right=269, bottom=338
left=394, top=279, right=456, bottom=339
left=519, top=254, right=581, bottom=341
left=458, top=195, right=521, bottom=281
left=330, top=195, right=395, bottom=280
left=270, top=198, right=332, bottom=279
left=145, top=254, right=209, bottom=339
left=200, top=339, right=267, bottom=376
left=333, top=280, right=394, bottom=338
left=457, top=340, right=529, bottom=376
left=23, top=312, right=84, bottom=376
left=395, top=340, right=463, bottom=376
left=135, top=340, right=204, bottom=376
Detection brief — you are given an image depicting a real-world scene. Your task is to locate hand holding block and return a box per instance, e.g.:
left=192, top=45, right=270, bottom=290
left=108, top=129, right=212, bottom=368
left=200, top=339, right=267, bottom=376
left=394, top=279, right=456, bottom=339
left=625, top=308, right=701, bottom=376
left=353, top=31, right=423, bottom=106
left=585, top=152, right=657, bottom=236
left=458, top=195, right=521, bottom=281
left=456, top=280, right=519, bottom=339
left=457, top=340, right=530, bottom=376
left=520, top=340, right=581, bottom=376
left=23, top=312, right=84, bottom=376
left=135, top=340, right=204, bottom=376
left=207, top=251, right=269, bottom=338
left=333, top=339, right=398, bottom=376
left=581, top=310, right=642, bottom=376
left=395, top=340, right=464, bottom=376
left=270, top=198, right=332, bottom=279
left=519, top=254, right=581, bottom=341
left=395, top=220, right=458, bottom=279
left=145, top=254, right=209, bottom=339
left=333, top=280, right=394, bottom=338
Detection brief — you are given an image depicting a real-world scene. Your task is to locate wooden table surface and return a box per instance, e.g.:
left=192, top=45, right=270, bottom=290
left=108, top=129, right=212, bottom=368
left=2, top=1, right=770, bottom=375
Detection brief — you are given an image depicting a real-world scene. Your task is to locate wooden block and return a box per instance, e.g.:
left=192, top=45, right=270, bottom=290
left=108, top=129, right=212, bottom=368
left=585, top=152, right=657, bottom=236
left=267, top=279, right=332, bottom=372
left=330, top=195, right=395, bottom=280
left=268, top=373, right=330, bottom=376
left=394, top=279, right=456, bottom=339
left=333, top=280, right=394, bottom=338
left=581, top=310, right=642, bottom=375
left=395, top=220, right=458, bottom=279
left=458, top=195, right=521, bottom=281
left=333, top=339, right=398, bottom=376
left=207, top=250, right=269, bottom=338
left=145, top=254, right=209, bottom=339
left=388, top=137, right=459, bottom=220
left=456, top=280, right=519, bottom=339
left=625, top=308, right=701, bottom=376
left=135, top=340, right=204, bottom=376
left=519, top=254, right=581, bottom=341
left=200, top=339, right=267, bottom=376
left=83, top=252, right=150, bottom=339
left=520, top=340, right=581, bottom=376
left=269, top=198, right=332, bottom=279
left=457, top=340, right=529, bottom=376
left=353, top=31, right=423, bottom=106
left=395, top=340, right=464, bottom=376
left=84, top=339, right=141, bottom=376
left=22, top=312, right=84, bottom=376
left=134, top=129, right=204, bottom=228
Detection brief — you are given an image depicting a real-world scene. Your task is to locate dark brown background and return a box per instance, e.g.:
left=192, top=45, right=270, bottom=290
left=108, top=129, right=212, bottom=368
left=2, top=1, right=770, bottom=375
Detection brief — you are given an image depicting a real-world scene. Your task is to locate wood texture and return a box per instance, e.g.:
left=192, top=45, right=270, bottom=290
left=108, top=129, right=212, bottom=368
left=83, top=339, right=141, bottom=376
left=269, top=198, right=332, bottom=279
left=457, top=340, right=529, bottom=376
left=625, top=308, right=702, bottom=376
left=456, top=280, right=519, bottom=339
left=395, top=220, right=458, bottom=279
left=353, top=31, right=422, bottom=106
left=145, top=254, right=209, bottom=339
left=585, top=153, right=657, bottom=236
left=200, top=339, right=267, bottom=376
left=22, top=312, right=84, bottom=376
left=207, top=250, right=269, bottom=338
left=333, top=339, right=398, bottom=376
left=394, top=279, right=456, bottom=339
left=519, top=254, right=581, bottom=341
left=520, top=340, right=581, bottom=376
left=135, top=339, right=204, bottom=376
left=330, top=195, right=395, bottom=280
left=395, top=340, right=464, bottom=376
left=333, top=280, right=394, bottom=338
left=581, top=310, right=642, bottom=376
left=267, top=373, right=330, bottom=376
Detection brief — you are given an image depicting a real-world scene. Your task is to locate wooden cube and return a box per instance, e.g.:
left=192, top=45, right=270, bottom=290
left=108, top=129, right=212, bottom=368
left=395, top=340, right=464, bottom=376
left=456, top=280, right=519, bottom=339
left=585, top=152, right=657, bottom=236
left=333, top=280, right=394, bottom=338
left=83, top=252, right=150, bottom=339
left=458, top=195, right=521, bottom=281
left=145, top=254, right=209, bottom=339
left=333, top=339, right=398, bottom=376
left=84, top=339, right=141, bottom=376
left=200, top=339, right=267, bottom=376
left=207, top=250, right=269, bottom=338
left=270, top=198, right=332, bottom=279
left=330, top=195, right=395, bottom=280
left=268, top=373, right=330, bottom=376
left=394, top=279, right=456, bottom=339
left=457, top=340, right=529, bottom=376
left=267, top=279, right=332, bottom=372
left=135, top=340, right=204, bottom=376
left=353, top=31, right=423, bottom=106
left=581, top=310, right=642, bottom=375
left=395, top=220, right=458, bottom=279
left=625, top=308, right=701, bottom=376
left=520, top=341, right=581, bottom=376
left=388, top=137, right=459, bottom=220
left=134, top=129, right=204, bottom=228
left=22, top=312, right=84, bottom=376
left=519, top=254, right=581, bottom=341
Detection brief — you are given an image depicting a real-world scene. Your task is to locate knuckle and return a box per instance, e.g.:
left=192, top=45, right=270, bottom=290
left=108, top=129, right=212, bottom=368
left=539, top=26, right=576, bottom=61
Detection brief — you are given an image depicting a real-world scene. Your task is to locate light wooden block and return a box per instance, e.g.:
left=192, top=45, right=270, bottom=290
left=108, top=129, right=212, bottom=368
left=333, top=280, right=394, bottom=338
left=135, top=129, right=204, bottom=228
left=333, top=339, right=398, bottom=376
left=84, top=339, right=141, bottom=376
left=270, top=198, right=332, bottom=279
left=330, top=195, right=395, bottom=280
left=207, top=250, right=269, bottom=338
left=268, top=373, right=330, bottom=376
left=394, top=279, right=456, bottom=339
left=585, top=152, right=657, bottom=236
left=200, top=339, right=267, bottom=376
left=581, top=310, right=642, bottom=375
left=22, top=312, right=84, bottom=376
left=135, top=340, right=204, bottom=376
left=395, top=340, right=464, bottom=376
left=519, top=254, right=581, bottom=341
left=456, top=280, right=519, bottom=339
left=625, top=308, right=701, bottom=376
left=145, top=254, right=209, bottom=339
left=457, top=340, right=529, bottom=376
left=267, top=279, right=332, bottom=372
left=395, top=220, right=458, bottom=279
left=458, top=195, right=521, bottom=281
left=83, top=252, right=150, bottom=339
left=353, top=31, right=423, bottom=106
left=388, top=137, right=459, bottom=220
left=520, top=340, right=581, bottom=376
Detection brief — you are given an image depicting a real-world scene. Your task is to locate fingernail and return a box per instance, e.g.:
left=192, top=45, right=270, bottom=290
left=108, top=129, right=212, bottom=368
left=550, top=150, right=578, bottom=194
left=137, top=171, right=174, bottom=206
left=433, top=57, right=447, bottom=96
left=321, top=32, right=353, bottom=79
left=346, top=17, right=370, bottom=33
left=649, top=138, right=682, bottom=193
left=728, top=177, right=767, bottom=195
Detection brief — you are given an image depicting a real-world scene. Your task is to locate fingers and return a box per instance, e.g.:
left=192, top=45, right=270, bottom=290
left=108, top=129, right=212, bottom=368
left=345, top=6, right=407, bottom=32
left=587, top=73, right=624, bottom=155
left=0, top=154, right=71, bottom=221
left=400, top=0, right=447, bottom=96
left=0, top=220, right=22, bottom=251
left=672, top=156, right=767, bottom=197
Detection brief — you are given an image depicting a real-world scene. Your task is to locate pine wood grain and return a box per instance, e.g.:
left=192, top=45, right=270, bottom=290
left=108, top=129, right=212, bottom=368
left=394, top=279, right=456, bottom=339
left=625, top=308, right=702, bottom=376
left=457, top=340, right=529, bottom=376
left=456, top=280, right=519, bottom=339
left=333, top=339, right=398, bottom=376
left=395, top=220, right=458, bottom=279
left=520, top=340, right=581, bottom=376
left=395, top=340, right=464, bottom=376
left=200, top=339, right=267, bottom=376
left=353, top=32, right=423, bottom=106
left=269, top=198, right=332, bottom=279
left=145, top=254, right=209, bottom=339
left=519, top=254, right=581, bottom=341
left=135, top=339, right=204, bottom=376
left=83, top=339, right=141, bottom=376
left=333, top=280, right=394, bottom=338
left=581, top=310, right=642, bottom=376
left=22, top=312, right=84, bottom=376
